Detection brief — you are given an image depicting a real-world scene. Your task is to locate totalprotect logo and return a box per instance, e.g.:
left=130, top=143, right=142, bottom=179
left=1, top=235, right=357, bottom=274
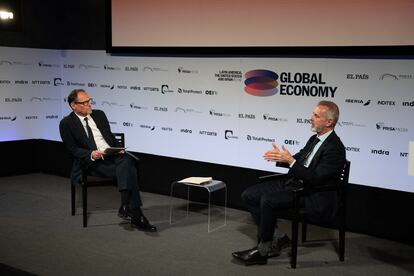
left=244, top=69, right=338, bottom=98
left=376, top=122, right=408, bottom=132
left=246, top=135, right=275, bottom=143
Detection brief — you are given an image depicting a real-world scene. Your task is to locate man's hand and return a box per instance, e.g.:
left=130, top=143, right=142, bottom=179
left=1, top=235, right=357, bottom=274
left=263, top=143, right=295, bottom=165
left=91, top=150, right=105, bottom=160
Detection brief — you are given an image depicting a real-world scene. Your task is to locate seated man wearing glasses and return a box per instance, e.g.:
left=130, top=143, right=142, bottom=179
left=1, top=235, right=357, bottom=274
left=59, top=88, right=156, bottom=232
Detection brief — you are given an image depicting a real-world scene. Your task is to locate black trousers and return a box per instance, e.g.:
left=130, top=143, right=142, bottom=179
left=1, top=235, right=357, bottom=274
left=242, top=176, right=304, bottom=242
left=90, top=153, right=142, bottom=209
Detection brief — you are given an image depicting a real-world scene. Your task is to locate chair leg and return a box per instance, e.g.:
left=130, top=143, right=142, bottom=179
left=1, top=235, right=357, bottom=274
left=339, top=228, right=345, bottom=261
left=291, top=218, right=299, bottom=269
left=301, top=223, right=307, bottom=243
left=71, top=184, right=76, bottom=216
left=82, top=182, right=87, bottom=227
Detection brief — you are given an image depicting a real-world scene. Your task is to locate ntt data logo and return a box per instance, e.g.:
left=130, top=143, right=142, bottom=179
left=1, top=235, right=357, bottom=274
left=244, top=70, right=279, bottom=96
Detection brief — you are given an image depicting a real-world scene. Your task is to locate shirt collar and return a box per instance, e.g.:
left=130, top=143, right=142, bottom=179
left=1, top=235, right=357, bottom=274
left=317, top=130, right=333, bottom=143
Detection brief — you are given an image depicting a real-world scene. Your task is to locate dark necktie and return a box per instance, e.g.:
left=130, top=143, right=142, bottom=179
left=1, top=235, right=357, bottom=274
left=84, top=117, right=97, bottom=150
left=301, top=137, right=320, bottom=166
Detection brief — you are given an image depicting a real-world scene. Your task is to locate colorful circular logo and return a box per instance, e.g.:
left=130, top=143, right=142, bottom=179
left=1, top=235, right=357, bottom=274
left=244, top=70, right=279, bottom=96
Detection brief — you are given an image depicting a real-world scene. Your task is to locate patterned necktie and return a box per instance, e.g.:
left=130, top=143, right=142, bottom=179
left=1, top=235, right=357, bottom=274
left=301, top=137, right=320, bottom=166
left=84, top=117, right=97, bottom=150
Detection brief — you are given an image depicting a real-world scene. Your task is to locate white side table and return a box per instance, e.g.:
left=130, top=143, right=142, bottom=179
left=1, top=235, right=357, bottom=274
left=169, top=180, right=227, bottom=232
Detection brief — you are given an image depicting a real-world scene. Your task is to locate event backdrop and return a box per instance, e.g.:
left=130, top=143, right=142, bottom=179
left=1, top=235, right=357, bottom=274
left=1, top=47, right=413, bottom=192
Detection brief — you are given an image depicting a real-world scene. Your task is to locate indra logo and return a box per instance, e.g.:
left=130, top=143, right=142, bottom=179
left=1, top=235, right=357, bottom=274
left=244, top=70, right=279, bottom=96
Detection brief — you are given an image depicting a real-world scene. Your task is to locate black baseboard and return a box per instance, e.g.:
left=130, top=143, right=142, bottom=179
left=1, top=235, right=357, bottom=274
left=1, top=139, right=413, bottom=245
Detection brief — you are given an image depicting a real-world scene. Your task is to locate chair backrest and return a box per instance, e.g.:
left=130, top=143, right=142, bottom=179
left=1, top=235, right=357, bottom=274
left=340, top=160, right=351, bottom=185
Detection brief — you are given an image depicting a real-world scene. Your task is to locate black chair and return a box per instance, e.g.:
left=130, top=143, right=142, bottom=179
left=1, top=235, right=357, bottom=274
left=70, top=133, right=137, bottom=227
left=258, top=160, right=350, bottom=268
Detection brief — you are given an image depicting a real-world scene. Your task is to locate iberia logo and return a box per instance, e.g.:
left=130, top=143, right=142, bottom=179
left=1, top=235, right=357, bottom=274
left=244, top=70, right=279, bottom=96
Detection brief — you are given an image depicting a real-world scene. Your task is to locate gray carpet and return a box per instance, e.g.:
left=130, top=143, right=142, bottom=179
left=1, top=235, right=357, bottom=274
left=0, top=174, right=413, bottom=276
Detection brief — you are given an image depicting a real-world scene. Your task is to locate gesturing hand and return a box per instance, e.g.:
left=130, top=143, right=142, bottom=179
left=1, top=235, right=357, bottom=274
left=263, top=143, right=295, bottom=164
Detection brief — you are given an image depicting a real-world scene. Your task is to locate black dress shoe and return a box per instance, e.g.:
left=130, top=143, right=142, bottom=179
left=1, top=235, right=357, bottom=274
left=232, top=247, right=257, bottom=261
left=268, top=234, right=291, bottom=257
left=117, top=205, right=130, bottom=219
left=131, top=215, right=157, bottom=232
left=242, top=247, right=268, bottom=266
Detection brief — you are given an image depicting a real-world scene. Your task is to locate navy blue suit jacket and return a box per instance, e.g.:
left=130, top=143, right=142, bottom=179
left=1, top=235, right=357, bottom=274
left=59, top=109, right=121, bottom=184
left=280, top=131, right=346, bottom=222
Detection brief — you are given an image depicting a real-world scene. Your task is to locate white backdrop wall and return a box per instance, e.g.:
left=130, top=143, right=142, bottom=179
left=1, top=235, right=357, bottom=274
left=1, top=47, right=413, bottom=193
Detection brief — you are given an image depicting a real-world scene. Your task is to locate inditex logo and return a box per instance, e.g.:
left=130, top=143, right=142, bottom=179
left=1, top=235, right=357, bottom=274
left=244, top=70, right=279, bottom=96
left=377, top=100, right=395, bottom=106
left=346, top=146, right=360, bottom=152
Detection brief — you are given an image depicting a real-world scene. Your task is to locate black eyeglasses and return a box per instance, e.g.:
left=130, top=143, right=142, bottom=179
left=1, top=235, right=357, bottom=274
left=74, top=98, right=92, bottom=106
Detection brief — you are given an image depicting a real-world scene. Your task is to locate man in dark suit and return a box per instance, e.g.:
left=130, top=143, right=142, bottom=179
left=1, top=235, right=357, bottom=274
left=232, top=101, right=345, bottom=265
left=59, top=89, right=156, bottom=232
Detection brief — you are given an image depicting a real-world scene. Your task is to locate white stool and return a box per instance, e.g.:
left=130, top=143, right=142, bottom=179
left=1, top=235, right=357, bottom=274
left=169, top=180, right=227, bottom=232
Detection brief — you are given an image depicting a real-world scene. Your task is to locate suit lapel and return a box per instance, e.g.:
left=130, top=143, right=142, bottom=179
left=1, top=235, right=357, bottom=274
left=70, top=112, right=90, bottom=148
left=308, top=131, right=336, bottom=168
